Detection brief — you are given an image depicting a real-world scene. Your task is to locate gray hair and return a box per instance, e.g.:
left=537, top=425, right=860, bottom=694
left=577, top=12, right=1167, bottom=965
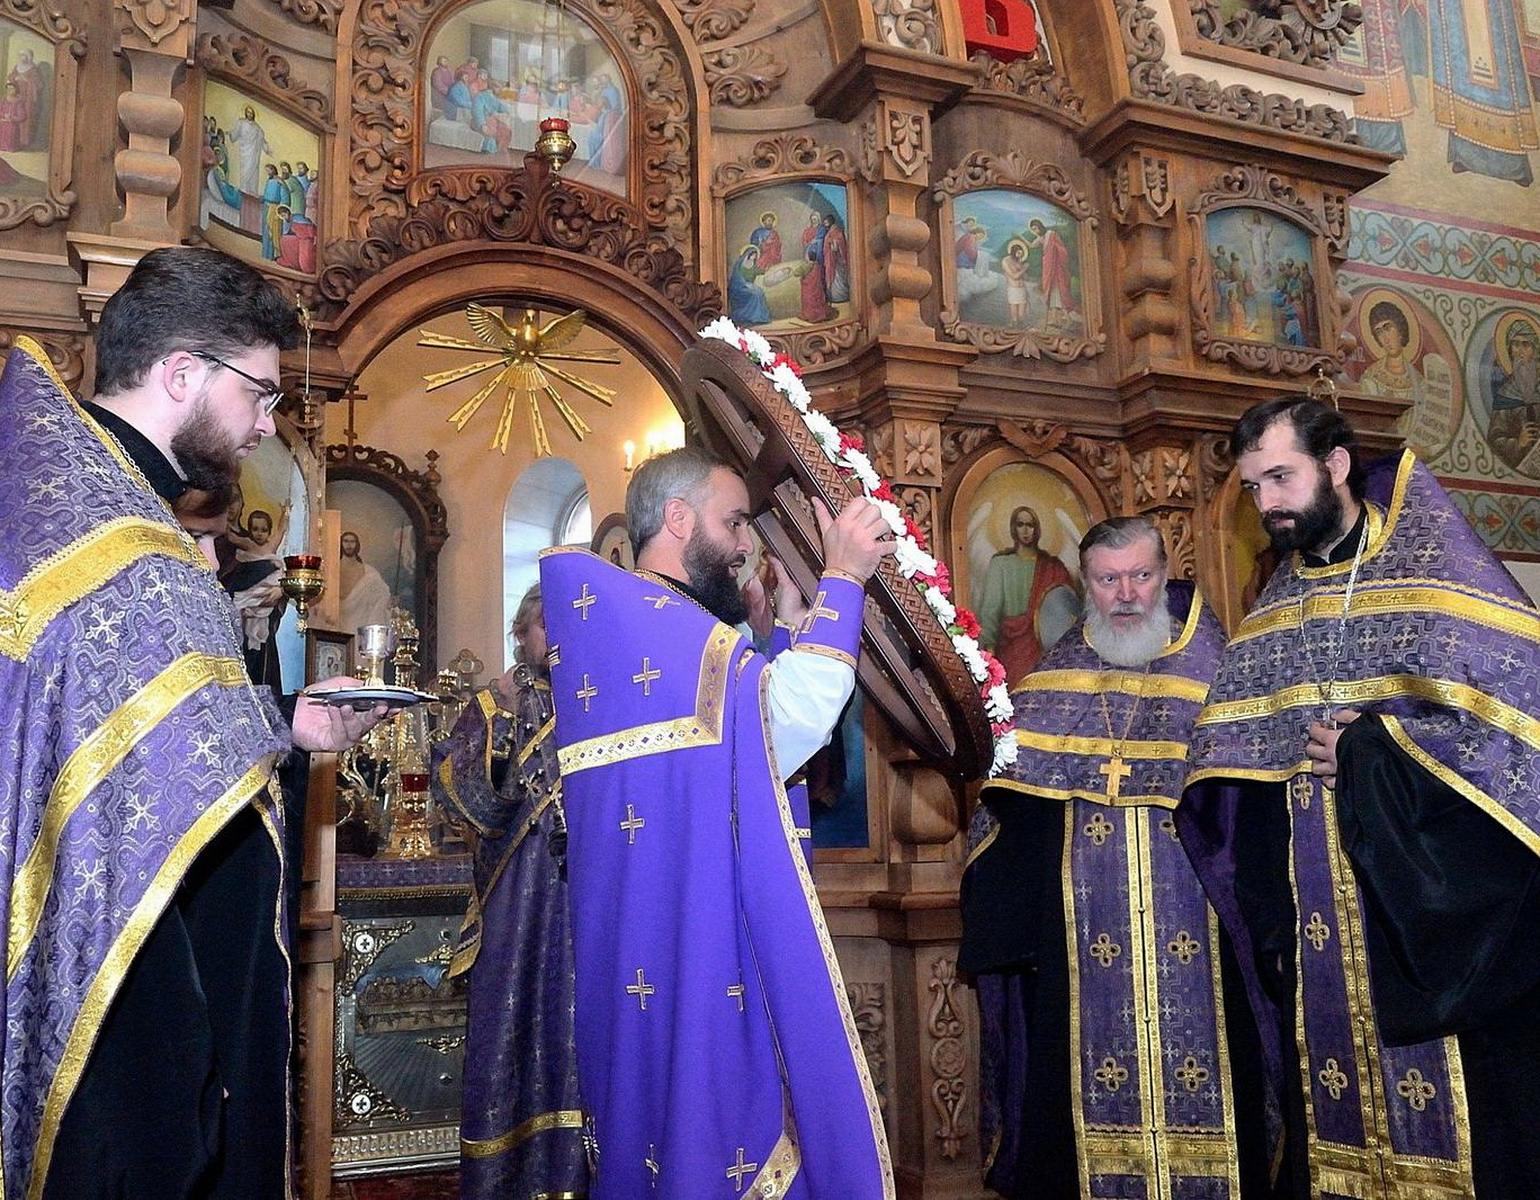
left=1078, top=516, right=1166, bottom=575
left=625, top=445, right=734, bottom=557
left=511, top=583, right=543, bottom=667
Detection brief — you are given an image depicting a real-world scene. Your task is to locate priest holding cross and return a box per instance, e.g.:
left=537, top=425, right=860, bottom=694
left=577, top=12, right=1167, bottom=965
left=960, top=516, right=1270, bottom=1200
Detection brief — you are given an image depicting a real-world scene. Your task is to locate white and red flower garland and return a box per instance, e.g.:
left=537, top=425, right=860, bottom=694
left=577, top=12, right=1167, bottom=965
left=700, top=318, right=1016, bottom=776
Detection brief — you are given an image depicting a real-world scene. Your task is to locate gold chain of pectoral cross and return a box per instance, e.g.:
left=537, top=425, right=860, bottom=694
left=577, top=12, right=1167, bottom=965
left=1296, top=515, right=1370, bottom=725
left=1095, top=663, right=1153, bottom=800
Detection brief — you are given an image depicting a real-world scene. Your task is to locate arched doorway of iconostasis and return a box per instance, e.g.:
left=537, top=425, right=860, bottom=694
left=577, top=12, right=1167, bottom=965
left=331, top=293, right=689, bottom=685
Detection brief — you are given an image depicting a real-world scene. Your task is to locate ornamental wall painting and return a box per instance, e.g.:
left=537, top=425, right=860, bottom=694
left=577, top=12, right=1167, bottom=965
left=0, top=20, right=49, bottom=191
left=199, top=80, right=322, bottom=275
left=421, top=0, right=629, bottom=198
left=328, top=479, right=420, bottom=638
left=1467, top=307, right=1540, bottom=478
left=933, top=154, right=1104, bottom=361
left=1202, top=207, right=1321, bottom=348
left=222, top=424, right=313, bottom=692
left=953, top=458, right=1092, bottom=688
left=950, top=189, right=1084, bottom=337
left=721, top=181, right=855, bottom=332
left=1344, top=285, right=1462, bottom=461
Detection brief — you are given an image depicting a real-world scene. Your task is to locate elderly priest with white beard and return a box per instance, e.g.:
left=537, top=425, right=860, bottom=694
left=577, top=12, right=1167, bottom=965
left=961, top=516, right=1269, bottom=1200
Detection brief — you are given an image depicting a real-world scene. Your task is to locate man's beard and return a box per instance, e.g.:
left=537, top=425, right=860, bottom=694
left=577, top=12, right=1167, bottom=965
left=170, top=391, right=244, bottom=491
left=1085, top=586, right=1172, bottom=668
left=682, top=526, right=748, bottom=626
left=1261, top=467, right=1342, bottom=554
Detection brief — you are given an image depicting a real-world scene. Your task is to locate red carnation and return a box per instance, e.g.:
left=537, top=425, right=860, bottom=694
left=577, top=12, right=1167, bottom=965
left=838, top=431, right=865, bottom=454
left=932, top=561, right=952, bottom=597
left=872, top=480, right=895, bottom=503
left=771, top=353, right=803, bottom=377
left=956, top=607, right=981, bottom=640
left=985, top=653, right=1006, bottom=688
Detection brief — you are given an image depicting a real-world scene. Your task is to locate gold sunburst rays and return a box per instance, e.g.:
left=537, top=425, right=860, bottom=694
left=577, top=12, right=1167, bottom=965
left=418, top=304, right=621, bottom=455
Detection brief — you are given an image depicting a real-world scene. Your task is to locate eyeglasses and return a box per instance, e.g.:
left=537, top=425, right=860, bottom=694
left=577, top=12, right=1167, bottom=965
left=190, top=351, right=285, bottom=415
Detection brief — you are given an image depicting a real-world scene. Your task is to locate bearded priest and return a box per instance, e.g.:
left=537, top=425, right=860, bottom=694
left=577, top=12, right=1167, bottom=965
left=1181, top=397, right=1540, bottom=1198
left=962, top=516, right=1269, bottom=1200
left=538, top=447, right=896, bottom=1199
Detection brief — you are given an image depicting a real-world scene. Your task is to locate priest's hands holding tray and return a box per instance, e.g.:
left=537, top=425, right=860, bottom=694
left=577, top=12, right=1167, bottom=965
left=1305, top=707, right=1362, bottom=791
left=814, top=495, right=896, bottom=583
left=292, top=676, right=391, bottom=753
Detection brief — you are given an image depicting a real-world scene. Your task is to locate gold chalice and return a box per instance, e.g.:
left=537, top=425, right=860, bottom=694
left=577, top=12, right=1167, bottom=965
left=281, top=555, right=325, bottom=632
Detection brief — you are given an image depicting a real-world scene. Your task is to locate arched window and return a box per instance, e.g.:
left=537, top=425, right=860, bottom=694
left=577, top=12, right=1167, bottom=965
left=503, top=457, right=589, bottom=667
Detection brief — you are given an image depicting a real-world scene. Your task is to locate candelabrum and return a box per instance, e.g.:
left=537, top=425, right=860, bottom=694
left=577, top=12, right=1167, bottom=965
left=281, top=555, right=324, bottom=632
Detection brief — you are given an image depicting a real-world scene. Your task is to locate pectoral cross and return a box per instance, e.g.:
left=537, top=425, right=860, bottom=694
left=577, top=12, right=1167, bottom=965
left=572, top=583, right=597, bottom=620
left=619, top=804, right=645, bottom=844
left=631, top=657, right=662, bottom=696
left=798, top=590, right=839, bottom=636
left=726, top=1147, right=759, bottom=1193
left=626, top=967, right=655, bottom=1011
left=1098, top=756, right=1132, bottom=800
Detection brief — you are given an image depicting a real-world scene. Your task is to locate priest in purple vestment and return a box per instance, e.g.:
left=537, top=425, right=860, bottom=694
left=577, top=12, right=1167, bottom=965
left=432, top=584, right=590, bottom=1198
left=538, top=446, right=895, bottom=1199
left=0, top=247, right=383, bottom=1200
left=1181, top=396, right=1540, bottom=1198
left=962, top=516, right=1270, bottom=1199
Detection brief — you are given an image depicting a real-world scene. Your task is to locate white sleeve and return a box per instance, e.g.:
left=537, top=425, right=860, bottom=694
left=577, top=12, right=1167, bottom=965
left=764, top=648, right=856, bottom=780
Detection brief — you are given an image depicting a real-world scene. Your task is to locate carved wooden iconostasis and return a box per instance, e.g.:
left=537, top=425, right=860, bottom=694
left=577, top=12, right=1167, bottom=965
left=17, top=0, right=1540, bottom=1195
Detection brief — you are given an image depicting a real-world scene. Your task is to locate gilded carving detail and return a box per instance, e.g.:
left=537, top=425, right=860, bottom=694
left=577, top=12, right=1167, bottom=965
left=926, top=957, right=967, bottom=1159
left=1117, top=0, right=1355, bottom=143
left=702, top=45, right=786, bottom=106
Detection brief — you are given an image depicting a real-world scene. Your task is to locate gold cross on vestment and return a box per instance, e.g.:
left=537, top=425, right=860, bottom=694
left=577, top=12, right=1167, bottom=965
left=726, top=980, right=746, bottom=1011
left=626, top=967, right=655, bottom=1011
left=645, top=1144, right=660, bottom=1187
left=1098, top=756, right=1132, bottom=799
left=620, top=804, right=645, bottom=844
left=726, top=1147, right=759, bottom=1192
left=642, top=594, right=678, bottom=610
left=572, top=583, right=597, bottom=620
left=631, top=657, right=662, bottom=696
left=798, top=590, right=839, bottom=636
left=576, top=674, right=598, bottom=712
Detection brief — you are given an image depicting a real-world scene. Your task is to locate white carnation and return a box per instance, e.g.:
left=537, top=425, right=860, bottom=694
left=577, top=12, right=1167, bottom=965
left=953, top=634, right=989, bottom=682
left=872, top=497, right=906, bottom=535
left=989, top=737, right=1019, bottom=777
left=802, top=409, right=840, bottom=454
left=699, top=318, right=740, bottom=344
left=741, top=328, right=774, bottom=361
left=985, top=685, right=1013, bottom=723
left=922, top=585, right=956, bottom=625
left=768, top=364, right=811, bottom=411
left=893, top=537, right=930, bottom=580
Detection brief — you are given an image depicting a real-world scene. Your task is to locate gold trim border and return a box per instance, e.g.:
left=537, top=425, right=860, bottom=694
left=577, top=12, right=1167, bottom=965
left=26, top=757, right=275, bottom=1200
left=8, top=653, right=251, bottom=979
left=556, top=626, right=739, bottom=775
left=461, top=1109, right=585, bottom=1159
